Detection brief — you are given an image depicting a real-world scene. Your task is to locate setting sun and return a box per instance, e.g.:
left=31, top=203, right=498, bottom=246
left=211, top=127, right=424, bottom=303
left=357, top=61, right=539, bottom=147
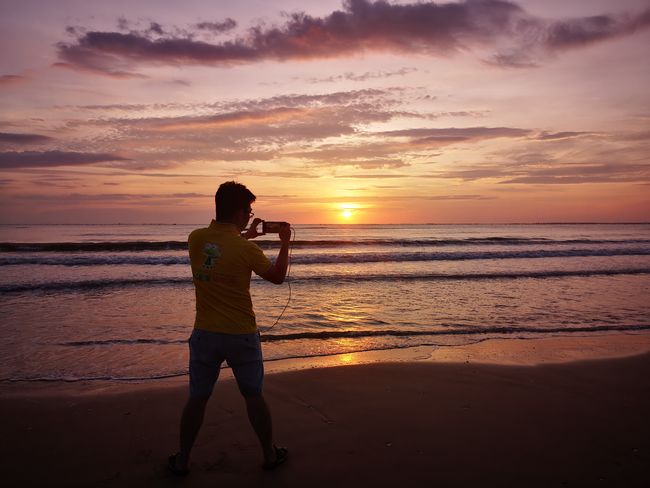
left=338, top=203, right=360, bottom=222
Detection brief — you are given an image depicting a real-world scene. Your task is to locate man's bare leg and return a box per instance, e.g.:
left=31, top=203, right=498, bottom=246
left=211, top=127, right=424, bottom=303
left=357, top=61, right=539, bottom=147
left=176, top=395, right=209, bottom=469
left=244, top=394, right=276, bottom=464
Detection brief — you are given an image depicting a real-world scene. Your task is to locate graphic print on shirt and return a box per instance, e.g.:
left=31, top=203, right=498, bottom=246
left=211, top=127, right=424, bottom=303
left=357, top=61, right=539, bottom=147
left=202, top=242, right=221, bottom=270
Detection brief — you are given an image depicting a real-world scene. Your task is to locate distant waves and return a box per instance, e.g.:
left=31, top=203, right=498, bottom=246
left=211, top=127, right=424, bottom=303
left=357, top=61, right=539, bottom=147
left=3, top=236, right=650, bottom=252
left=2, top=246, right=649, bottom=267
left=2, top=268, right=650, bottom=294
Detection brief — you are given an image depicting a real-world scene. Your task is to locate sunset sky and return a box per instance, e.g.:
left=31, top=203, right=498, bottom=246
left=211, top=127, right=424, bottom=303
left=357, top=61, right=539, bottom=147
left=1, top=0, right=649, bottom=224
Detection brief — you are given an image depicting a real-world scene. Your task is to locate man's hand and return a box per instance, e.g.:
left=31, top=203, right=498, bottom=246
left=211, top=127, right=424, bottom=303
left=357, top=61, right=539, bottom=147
left=242, top=218, right=263, bottom=240
left=278, top=222, right=291, bottom=244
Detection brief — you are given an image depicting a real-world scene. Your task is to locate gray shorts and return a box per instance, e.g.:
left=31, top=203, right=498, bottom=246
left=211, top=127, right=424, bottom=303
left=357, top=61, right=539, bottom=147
left=188, top=328, right=264, bottom=399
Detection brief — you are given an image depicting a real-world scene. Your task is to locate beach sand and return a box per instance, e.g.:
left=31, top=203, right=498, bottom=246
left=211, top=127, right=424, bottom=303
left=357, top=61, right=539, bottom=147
left=2, top=334, right=650, bottom=487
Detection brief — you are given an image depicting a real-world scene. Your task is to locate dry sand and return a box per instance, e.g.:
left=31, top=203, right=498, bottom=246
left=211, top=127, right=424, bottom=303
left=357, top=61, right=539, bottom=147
left=2, top=334, right=650, bottom=487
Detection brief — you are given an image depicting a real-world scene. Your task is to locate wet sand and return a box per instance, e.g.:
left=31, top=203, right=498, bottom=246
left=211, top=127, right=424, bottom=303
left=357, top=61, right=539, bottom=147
left=2, top=334, right=650, bottom=487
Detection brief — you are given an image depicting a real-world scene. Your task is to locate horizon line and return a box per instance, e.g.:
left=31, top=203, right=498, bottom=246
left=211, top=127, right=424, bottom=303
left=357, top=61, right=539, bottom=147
left=1, top=222, right=649, bottom=226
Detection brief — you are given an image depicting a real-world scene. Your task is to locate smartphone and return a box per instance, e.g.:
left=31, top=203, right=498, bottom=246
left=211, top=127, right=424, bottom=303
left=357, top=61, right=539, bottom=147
left=262, top=221, right=286, bottom=233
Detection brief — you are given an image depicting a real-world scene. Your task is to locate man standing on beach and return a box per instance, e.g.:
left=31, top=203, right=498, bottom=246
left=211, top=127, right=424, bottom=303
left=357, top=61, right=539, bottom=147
left=169, top=181, right=291, bottom=475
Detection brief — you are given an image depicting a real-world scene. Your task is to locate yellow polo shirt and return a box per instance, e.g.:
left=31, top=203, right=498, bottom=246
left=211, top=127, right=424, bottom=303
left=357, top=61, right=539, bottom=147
left=188, top=220, right=272, bottom=334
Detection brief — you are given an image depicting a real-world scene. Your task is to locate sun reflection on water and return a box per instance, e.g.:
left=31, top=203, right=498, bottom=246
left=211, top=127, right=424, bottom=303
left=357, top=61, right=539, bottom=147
left=331, top=338, right=370, bottom=365
left=321, top=290, right=380, bottom=326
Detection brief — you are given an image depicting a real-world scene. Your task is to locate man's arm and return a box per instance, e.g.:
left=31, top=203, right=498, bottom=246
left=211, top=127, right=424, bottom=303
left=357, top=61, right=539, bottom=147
left=259, top=223, right=291, bottom=285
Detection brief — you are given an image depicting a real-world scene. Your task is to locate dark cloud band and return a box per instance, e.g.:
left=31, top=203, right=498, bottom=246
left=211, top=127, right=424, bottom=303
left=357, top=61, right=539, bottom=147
left=0, top=133, right=54, bottom=145
left=0, top=151, right=129, bottom=169
left=56, top=0, right=650, bottom=76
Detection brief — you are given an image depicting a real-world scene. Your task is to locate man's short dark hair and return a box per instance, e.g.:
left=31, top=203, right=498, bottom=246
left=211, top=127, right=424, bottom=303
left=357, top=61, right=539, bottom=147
left=215, top=181, right=256, bottom=221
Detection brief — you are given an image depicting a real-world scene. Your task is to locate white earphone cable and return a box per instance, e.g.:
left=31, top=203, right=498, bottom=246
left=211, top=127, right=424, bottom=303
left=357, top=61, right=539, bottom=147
left=265, top=226, right=295, bottom=330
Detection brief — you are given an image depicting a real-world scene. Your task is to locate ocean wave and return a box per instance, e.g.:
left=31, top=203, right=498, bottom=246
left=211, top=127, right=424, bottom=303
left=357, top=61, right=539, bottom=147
left=55, top=338, right=186, bottom=347
left=263, top=324, right=650, bottom=340
left=1, top=247, right=649, bottom=266
left=3, top=237, right=650, bottom=253
left=0, top=277, right=190, bottom=293
left=51, top=324, right=650, bottom=346
left=0, top=241, right=188, bottom=252
left=295, top=268, right=650, bottom=282
left=1, top=371, right=188, bottom=383
left=2, top=268, right=649, bottom=293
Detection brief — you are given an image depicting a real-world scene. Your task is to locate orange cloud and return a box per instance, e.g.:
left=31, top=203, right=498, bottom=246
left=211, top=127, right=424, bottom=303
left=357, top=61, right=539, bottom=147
left=0, top=74, right=29, bottom=87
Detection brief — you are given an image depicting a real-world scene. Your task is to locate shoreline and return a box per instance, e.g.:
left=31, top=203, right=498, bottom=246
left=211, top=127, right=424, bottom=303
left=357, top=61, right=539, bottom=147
left=3, top=331, right=650, bottom=398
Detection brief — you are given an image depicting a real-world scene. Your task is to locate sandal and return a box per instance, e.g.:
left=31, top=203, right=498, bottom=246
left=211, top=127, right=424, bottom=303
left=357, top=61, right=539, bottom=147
left=167, top=453, right=190, bottom=476
left=262, top=445, right=289, bottom=471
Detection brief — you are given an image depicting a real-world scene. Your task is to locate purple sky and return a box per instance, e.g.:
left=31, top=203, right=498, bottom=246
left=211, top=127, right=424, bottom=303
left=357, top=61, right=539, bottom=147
left=1, top=0, right=649, bottom=223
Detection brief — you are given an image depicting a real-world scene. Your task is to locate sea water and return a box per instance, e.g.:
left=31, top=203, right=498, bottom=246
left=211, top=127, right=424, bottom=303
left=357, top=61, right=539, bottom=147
left=1, top=223, right=649, bottom=382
